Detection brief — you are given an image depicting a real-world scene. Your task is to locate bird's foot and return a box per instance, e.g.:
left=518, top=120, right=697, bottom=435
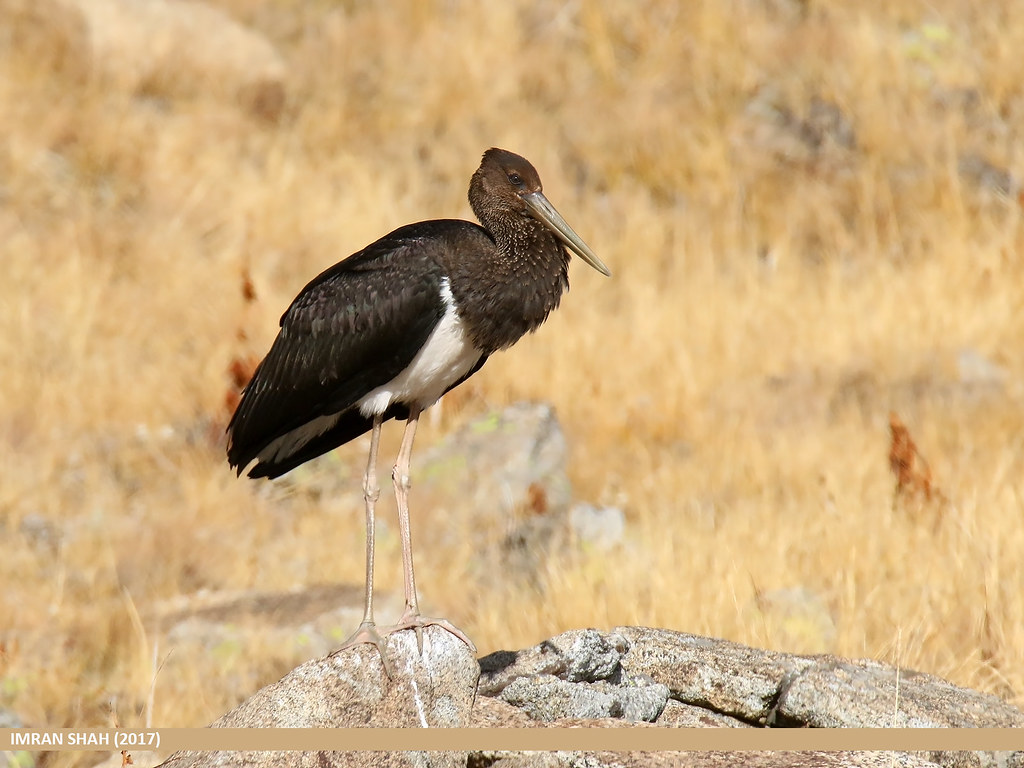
left=383, top=610, right=477, bottom=656
left=329, top=621, right=396, bottom=678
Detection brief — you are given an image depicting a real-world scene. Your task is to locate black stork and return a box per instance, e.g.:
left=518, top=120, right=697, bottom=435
left=226, top=148, right=610, bottom=675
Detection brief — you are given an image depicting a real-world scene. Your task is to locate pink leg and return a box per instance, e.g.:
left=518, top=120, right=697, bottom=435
left=329, top=415, right=396, bottom=677
left=385, top=406, right=476, bottom=654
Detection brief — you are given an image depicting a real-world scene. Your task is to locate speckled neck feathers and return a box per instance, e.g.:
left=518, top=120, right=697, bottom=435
left=451, top=150, right=571, bottom=353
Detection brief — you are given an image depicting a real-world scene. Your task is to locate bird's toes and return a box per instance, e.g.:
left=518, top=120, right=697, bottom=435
left=385, top=613, right=477, bottom=654
left=330, top=621, right=396, bottom=678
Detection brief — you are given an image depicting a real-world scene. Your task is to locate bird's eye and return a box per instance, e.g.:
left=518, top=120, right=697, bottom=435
left=508, top=172, right=523, bottom=186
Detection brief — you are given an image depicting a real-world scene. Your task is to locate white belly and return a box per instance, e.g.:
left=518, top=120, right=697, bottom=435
left=357, top=277, right=482, bottom=417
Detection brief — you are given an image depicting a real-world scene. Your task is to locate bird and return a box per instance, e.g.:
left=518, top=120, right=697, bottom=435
left=226, top=148, right=610, bottom=675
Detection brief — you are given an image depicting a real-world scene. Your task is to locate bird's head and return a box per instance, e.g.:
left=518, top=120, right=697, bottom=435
left=470, top=148, right=611, bottom=277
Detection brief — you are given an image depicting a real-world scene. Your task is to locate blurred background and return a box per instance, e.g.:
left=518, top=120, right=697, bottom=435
left=1, top=0, right=1022, bottom=747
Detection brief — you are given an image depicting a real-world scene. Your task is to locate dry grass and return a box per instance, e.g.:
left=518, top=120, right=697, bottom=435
left=2, top=0, right=1023, bottom=747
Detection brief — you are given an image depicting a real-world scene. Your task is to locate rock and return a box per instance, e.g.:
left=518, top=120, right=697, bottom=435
left=158, top=625, right=478, bottom=768
left=7, top=0, right=287, bottom=119
left=774, top=657, right=1024, bottom=728
left=497, top=674, right=620, bottom=721
left=655, top=699, right=752, bottom=728
left=469, top=696, right=538, bottom=727
left=164, top=754, right=461, bottom=768
left=153, top=752, right=955, bottom=768
left=775, top=659, right=1024, bottom=767
left=616, top=626, right=816, bottom=723
left=158, top=625, right=1022, bottom=768
left=476, top=627, right=1022, bottom=768
left=479, top=629, right=628, bottom=696
left=569, top=755, right=941, bottom=768
left=223, top=626, right=477, bottom=727
left=419, top=402, right=573, bottom=526
left=617, top=627, right=1023, bottom=768
left=475, top=751, right=945, bottom=768
left=417, top=402, right=573, bottom=587
left=470, top=757, right=563, bottom=768
left=497, top=675, right=669, bottom=723
left=554, top=628, right=625, bottom=683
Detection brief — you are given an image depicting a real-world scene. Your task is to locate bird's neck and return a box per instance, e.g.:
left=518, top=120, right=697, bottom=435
left=479, top=209, right=567, bottom=276
left=448, top=214, right=570, bottom=355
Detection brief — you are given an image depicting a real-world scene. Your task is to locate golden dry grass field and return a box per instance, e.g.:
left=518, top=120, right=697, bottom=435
left=2, top=0, right=1023, bottom=746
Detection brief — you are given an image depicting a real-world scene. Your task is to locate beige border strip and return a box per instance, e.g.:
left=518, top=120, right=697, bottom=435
left=3, top=728, right=1023, bottom=752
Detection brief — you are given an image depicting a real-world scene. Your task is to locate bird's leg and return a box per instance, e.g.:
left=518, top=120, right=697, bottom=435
left=330, top=414, right=395, bottom=678
left=394, top=406, right=421, bottom=618
left=386, top=406, right=476, bottom=655
left=359, top=413, right=384, bottom=631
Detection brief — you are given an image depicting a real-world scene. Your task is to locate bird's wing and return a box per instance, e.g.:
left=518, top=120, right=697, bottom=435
left=226, top=230, right=448, bottom=473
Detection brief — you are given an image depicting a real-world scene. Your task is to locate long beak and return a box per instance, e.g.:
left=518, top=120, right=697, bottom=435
left=524, top=192, right=611, bottom=277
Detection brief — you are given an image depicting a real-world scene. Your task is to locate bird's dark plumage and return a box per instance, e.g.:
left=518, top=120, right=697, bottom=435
left=227, top=149, right=608, bottom=480
left=228, top=223, right=461, bottom=477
